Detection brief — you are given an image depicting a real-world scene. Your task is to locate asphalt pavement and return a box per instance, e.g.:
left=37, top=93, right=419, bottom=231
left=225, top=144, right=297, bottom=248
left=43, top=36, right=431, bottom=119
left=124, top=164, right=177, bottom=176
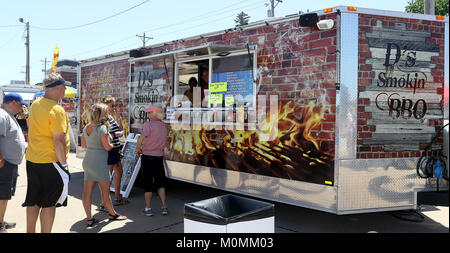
left=2, top=152, right=448, bottom=233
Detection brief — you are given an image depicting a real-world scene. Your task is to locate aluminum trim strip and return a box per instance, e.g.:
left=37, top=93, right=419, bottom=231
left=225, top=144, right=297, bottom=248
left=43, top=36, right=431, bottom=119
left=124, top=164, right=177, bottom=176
left=444, top=22, right=449, bottom=121
left=334, top=12, right=341, bottom=187
left=444, top=22, right=449, bottom=176
left=337, top=12, right=358, bottom=161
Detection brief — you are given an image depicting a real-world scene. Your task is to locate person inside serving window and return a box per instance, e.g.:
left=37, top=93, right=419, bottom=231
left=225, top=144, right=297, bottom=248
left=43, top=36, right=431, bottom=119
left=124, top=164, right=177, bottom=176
left=200, top=68, right=209, bottom=107
left=184, top=77, right=197, bottom=105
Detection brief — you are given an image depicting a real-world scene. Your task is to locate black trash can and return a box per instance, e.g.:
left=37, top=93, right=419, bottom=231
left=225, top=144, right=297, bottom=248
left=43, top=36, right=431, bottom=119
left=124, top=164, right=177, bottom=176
left=184, top=194, right=275, bottom=233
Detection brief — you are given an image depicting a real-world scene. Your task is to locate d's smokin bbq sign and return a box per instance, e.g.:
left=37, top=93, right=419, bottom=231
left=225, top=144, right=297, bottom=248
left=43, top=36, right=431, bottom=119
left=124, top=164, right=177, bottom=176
left=375, top=42, right=429, bottom=120
left=358, top=17, right=444, bottom=154
left=130, top=61, right=168, bottom=132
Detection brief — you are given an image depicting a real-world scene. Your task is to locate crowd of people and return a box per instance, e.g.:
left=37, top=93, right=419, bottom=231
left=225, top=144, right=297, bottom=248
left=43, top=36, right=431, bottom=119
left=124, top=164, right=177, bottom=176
left=0, top=72, right=169, bottom=233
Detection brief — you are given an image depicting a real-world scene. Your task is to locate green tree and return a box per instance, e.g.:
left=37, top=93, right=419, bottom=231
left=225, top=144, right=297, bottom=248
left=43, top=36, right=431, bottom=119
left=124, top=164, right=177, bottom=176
left=235, top=11, right=250, bottom=26
left=405, top=0, right=449, bottom=16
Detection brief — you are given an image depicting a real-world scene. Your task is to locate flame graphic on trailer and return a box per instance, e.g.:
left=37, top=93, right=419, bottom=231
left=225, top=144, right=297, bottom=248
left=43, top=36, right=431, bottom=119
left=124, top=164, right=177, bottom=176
left=165, top=100, right=335, bottom=185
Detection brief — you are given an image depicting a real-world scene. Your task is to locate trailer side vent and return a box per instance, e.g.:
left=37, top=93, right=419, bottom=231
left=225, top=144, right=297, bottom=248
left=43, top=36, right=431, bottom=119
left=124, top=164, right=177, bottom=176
left=129, top=50, right=142, bottom=58
left=299, top=13, right=319, bottom=27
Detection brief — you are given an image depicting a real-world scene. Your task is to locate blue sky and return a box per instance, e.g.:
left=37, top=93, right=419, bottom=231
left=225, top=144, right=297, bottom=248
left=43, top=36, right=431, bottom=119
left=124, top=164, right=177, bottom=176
left=0, top=0, right=411, bottom=85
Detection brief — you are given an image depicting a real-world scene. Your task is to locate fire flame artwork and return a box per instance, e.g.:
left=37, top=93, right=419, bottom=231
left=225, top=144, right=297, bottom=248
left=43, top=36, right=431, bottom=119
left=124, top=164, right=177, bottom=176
left=165, top=100, right=335, bottom=186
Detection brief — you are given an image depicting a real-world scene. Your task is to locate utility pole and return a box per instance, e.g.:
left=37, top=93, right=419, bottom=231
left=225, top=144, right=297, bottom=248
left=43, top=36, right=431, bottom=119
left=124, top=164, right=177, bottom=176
left=136, top=32, right=153, bottom=48
left=19, top=18, right=30, bottom=85
left=270, top=0, right=274, bottom=17
left=424, top=0, right=435, bottom=15
left=266, top=0, right=282, bottom=18
left=41, top=57, right=50, bottom=77
left=20, top=66, right=26, bottom=81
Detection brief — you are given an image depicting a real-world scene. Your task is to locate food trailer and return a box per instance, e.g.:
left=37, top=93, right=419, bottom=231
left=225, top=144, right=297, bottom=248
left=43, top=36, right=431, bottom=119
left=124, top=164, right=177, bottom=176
left=78, top=6, right=449, bottom=214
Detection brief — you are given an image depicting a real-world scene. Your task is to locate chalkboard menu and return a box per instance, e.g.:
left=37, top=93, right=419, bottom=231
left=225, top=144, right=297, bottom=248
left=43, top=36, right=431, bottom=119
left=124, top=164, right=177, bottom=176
left=110, top=134, right=141, bottom=198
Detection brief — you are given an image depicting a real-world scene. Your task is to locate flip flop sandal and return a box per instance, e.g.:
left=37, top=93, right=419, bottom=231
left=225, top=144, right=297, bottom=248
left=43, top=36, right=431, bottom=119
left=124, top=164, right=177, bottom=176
left=86, top=218, right=99, bottom=227
left=113, top=199, right=130, bottom=206
left=1, top=221, right=16, bottom=229
left=108, top=213, right=127, bottom=221
left=96, top=205, right=107, bottom=212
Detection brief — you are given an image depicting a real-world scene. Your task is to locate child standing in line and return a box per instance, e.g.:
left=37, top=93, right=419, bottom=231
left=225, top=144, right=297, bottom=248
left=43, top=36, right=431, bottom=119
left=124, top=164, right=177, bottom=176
left=136, top=104, right=169, bottom=216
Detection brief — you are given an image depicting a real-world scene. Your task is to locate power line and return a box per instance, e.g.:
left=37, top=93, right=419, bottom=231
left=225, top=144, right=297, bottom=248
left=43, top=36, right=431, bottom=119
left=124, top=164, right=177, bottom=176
left=0, top=28, right=22, bottom=49
left=65, top=36, right=136, bottom=57
left=64, top=0, right=265, bottom=58
left=143, top=0, right=265, bottom=33
left=0, top=25, right=23, bottom=28
left=30, top=0, right=151, bottom=31
left=157, top=4, right=266, bottom=38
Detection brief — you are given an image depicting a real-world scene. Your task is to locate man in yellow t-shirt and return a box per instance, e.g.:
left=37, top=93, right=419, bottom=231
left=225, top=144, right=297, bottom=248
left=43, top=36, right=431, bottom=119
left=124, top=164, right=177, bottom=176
left=22, top=73, right=70, bottom=233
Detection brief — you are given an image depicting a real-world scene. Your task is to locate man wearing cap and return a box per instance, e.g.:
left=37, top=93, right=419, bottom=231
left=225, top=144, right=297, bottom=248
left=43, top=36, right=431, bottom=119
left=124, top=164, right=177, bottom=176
left=0, top=93, right=28, bottom=233
left=22, top=73, right=70, bottom=233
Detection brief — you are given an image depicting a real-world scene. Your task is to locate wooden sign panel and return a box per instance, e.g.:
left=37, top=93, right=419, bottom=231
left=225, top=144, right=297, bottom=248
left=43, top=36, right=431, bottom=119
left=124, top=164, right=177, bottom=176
left=357, top=16, right=445, bottom=158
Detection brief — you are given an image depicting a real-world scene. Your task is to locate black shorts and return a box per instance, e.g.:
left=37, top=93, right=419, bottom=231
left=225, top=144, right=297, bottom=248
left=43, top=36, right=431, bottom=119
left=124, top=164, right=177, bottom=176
left=108, top=147, right=122, bottom=165
left=141, top=155, right=167, bottom=192
left=0, top=160, right=19, bottom=200
left=22, top=161, right=70, bottom=208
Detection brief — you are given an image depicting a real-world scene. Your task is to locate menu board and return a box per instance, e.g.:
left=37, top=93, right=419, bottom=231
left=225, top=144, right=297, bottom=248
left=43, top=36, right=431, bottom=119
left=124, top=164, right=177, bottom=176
left=110, top=134, right=141, bottom=198
left=210, top=70, right=254, bottom=106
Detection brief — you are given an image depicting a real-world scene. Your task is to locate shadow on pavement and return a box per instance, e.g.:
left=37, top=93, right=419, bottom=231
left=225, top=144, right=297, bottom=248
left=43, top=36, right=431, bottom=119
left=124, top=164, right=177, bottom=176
left=67, top=171, right=227, bottom=233
left=65, top=170, right=448, bottom=233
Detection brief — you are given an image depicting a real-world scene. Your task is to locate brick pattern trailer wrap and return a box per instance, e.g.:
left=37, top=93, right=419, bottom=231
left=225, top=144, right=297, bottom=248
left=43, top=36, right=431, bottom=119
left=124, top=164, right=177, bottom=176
left=79, top=58, right=130, bottom=134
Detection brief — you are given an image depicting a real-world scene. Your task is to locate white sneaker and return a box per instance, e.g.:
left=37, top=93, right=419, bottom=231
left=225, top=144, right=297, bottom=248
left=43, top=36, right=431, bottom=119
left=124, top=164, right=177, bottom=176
left=142, top=208, right=153, bottom=217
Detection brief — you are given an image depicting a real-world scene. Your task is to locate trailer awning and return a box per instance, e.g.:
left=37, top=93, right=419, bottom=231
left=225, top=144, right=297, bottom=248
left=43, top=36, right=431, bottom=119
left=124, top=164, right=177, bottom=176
left=128, top=43, right=244, bottom=63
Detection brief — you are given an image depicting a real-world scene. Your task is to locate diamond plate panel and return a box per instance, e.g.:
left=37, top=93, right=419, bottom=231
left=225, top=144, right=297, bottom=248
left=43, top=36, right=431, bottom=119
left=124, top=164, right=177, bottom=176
left=337, top=158, right=448, bottom=213
left=165, top=160, right=337, bottom=213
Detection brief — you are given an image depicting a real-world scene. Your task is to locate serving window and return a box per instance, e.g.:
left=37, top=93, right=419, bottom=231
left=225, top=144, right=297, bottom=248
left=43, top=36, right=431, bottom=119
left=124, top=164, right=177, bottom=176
left=175, top=59, right=208, bottom=108
left=174, top=49, right=256, bottom=110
